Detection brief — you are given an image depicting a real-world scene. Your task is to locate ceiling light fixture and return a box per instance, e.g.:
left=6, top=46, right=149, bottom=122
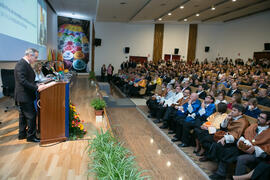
left=196, top=13, right=200, bottom=16
left=232, top=0, right=236, bottom=2
left=184, top=19, right=187, bottom=21
left=180, top=6, right=184, bottom=9
left=158, top=18, right=162, bottom=21
left=168, top=13, right=172, bottom=16
left=211, top=6, right=215, bottom=10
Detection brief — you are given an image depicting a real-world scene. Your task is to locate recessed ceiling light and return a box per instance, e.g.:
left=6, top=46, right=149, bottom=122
left=196, top=13, right=200, bottom=16
left=211, top=6, right=215, bottom=10
left=168, top=13, right=172, bottom=16
left=184, top=19, right=187, bottom=21
left=180, top=6, right=184, bottom=9
left=158, top=18, right=162, bottom=21
left=232, top=0, right=236, bottom=2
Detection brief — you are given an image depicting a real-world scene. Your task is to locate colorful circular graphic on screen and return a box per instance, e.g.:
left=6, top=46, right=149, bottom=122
left=74, top=46, right=82, bottom=51
left=74, top=51, right=85, bottom=59
left=73, top=59, right=86, bottom=71
left=64, top=60, right=73, bottom=70
left=82, top=47, right=89, bottom=53
left=63, top=51, right=74, bottom=61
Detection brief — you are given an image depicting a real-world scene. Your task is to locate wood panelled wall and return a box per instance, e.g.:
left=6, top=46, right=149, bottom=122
left=187, top=24, right=198, bottom=64
left=91, top=22, right=95, bottom=71
left=153, top=24, right=164, bottom=64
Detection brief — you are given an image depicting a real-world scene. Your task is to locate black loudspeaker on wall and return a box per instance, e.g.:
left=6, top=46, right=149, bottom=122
left=174, top=48, right=179, bottom=55
left=124, top=47, right=130, bottom=54
left=205, top=46, right=210, bottom=52
left=94, top=38, right=102, bottom=46
left=265, top=43, right=270, bottom=50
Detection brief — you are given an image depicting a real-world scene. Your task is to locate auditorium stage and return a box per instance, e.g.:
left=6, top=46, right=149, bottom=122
left=0, top=76, right=106, bottom=180
left=0, top=76, right=211, bottom=179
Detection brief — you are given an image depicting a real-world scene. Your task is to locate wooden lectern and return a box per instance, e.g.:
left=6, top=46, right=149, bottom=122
left=38, top=82, right=67, bottom=144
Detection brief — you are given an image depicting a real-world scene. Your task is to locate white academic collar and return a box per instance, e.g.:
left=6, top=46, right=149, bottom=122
left=23, top=57, right=30, bottom=64
left=233, top=115, right=242, bottom=121
left=257, top=125, right=269, bottom=134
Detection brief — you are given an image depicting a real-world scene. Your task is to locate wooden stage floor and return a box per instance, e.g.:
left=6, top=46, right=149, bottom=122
left=107, top=106, right=209, bottom=180
left=0, top=76, right=210, bottom=179
left=0, top=76, right=106, bottom=180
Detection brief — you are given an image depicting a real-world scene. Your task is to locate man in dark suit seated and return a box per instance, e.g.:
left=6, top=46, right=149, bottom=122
left=227, top=82, right=241, bottom=97
left=196, top=84, right=207, bottom=100
left=14, top=48, right=46, bottom=143
left=258, top=79, right=268, bottom=89
left=257, top=89, right=270, bottom=107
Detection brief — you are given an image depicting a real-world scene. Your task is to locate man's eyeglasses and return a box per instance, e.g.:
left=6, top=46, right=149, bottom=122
left=258, top=115, right=266, bottom=120
left=31, top=54, right=38, bottom=59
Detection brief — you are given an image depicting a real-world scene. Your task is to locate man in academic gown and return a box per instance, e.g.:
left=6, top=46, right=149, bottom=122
left=179, top=95, right=216, bottom=147
left=172, top=93, right=201, bottom=143
left=208, top=104, right=249, bottom=180
left=234, top=111, right=270, bottom=176
left=161, top=89, right=190, bottom=131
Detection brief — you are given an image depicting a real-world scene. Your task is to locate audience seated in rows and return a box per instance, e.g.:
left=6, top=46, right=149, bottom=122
left=112, top=58, right=270, bottom=179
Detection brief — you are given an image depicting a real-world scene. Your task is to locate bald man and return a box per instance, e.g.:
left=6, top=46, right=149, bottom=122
left=257, top=89, right=270, bottom=107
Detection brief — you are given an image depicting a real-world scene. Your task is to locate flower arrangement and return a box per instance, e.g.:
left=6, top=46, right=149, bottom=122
left=69, top=103, right=87, bottom=140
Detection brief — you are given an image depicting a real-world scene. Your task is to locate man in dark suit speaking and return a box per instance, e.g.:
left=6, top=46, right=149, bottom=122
left=14, top=48, right=46, bottom=143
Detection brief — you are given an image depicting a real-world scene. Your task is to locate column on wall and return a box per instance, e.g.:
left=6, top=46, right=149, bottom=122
left=187, top=24, right=197, bottom=64
left=91, top=22, right=95, bottom=72
left=153, top=24, right=164, bottom=64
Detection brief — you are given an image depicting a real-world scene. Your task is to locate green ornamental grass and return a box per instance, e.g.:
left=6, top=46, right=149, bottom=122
left=88, top=129, right=150, bottom=180
left=91, top=98, right=106, bottom=110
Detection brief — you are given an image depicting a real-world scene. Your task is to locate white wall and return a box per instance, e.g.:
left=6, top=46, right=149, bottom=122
left=196, top=11, right=270, bottom=62
left=47, top=5, right=58, bottom=51
left=163, top=24, right=189, bottom=60
left=196, top=24, right=221, bottom=62
left=94, top=11, right=270, bottom=76
left=94, top=22, right=154, bottom=75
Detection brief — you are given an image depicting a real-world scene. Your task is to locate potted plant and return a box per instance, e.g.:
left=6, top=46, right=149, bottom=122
left=88, top=71, right=96, bottom=85
left=91, top=98, right=106, bottom=116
